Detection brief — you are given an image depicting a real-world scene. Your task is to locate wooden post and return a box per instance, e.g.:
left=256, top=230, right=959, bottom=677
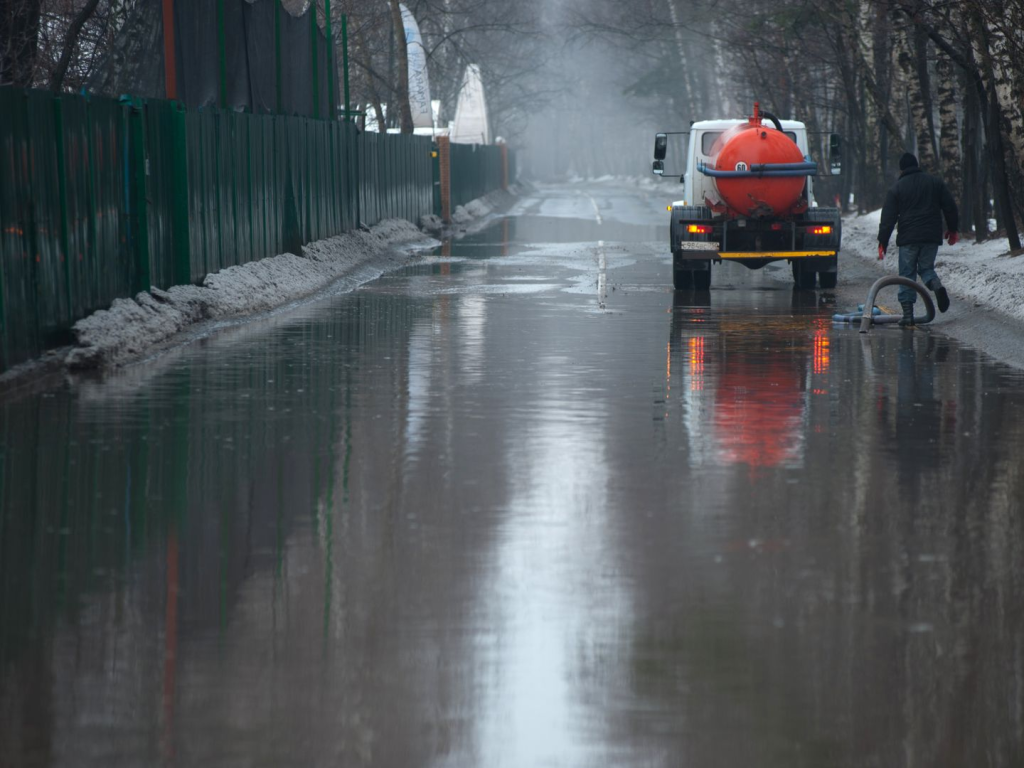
left=438, top=135, right=451, bottom=224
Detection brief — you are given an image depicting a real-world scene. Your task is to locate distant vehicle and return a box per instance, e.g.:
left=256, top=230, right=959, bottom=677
left=652, top=103, right=843, bottom=290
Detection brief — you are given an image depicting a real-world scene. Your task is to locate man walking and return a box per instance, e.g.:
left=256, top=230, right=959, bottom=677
left=877, top=152, right=960, bottom=326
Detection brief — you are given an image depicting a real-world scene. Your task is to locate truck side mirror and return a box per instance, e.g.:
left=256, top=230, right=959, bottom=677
left=654, top=133, right=668, bottom=161
left=829, top=133, right=842, bottom=176
left=652, top=160, right=664, bottom=175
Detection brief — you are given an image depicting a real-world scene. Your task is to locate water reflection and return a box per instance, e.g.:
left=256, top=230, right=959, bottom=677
left=0, top=220, right=1023, bottom=766
left=639, top=284, right=1024, bottom=765
left=666, top=290, right=830, bottom=470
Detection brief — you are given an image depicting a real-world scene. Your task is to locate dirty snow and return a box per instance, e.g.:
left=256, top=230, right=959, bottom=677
left=844, top=209, right=1024, bottom=323
left=65, top=219, right=432, bottom=370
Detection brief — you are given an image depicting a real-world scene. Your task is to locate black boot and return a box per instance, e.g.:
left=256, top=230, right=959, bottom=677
left=926, top=279, right=951, bottom=313
left=899, top=302, right=915, bottom=327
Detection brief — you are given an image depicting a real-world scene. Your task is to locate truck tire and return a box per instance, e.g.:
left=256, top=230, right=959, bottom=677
left=803, top=208, right=841, bottom=289
left=671, top=206, right=713, bottom=290
left=672, top=251, right=693, bottom=289
left=792, top=260, right=816, bottom=289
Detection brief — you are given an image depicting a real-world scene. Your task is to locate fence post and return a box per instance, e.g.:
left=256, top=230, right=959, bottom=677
left=438, top=135, right=451, bottom=223
left=170, top=102, right=191, bottom=285
left=501, top=143, right=509, bottom=191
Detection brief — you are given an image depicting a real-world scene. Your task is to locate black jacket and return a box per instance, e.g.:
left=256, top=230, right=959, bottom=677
left=878, top=167, right=959, bottom=248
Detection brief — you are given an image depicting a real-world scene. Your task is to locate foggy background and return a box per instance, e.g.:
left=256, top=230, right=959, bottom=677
left=2, top=0, right=1022, bottom=245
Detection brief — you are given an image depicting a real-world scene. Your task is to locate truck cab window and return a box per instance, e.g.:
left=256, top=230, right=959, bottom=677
left=700, top=132, right=722, bottom=156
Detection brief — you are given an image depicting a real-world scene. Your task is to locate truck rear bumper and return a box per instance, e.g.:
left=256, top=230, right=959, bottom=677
left=674, top=243, right=838, bottom=261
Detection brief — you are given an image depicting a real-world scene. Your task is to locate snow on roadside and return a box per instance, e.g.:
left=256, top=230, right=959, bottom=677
left=422, top=186, right=518, bottom=234
left=66, top=219, right=432, bottom=370
left=844, top=209, right=1024, bottom=322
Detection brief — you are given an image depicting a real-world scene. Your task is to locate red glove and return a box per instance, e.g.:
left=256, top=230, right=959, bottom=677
left=946, top=231, right=959, bottom=245
left=878, top=244, right=886, bottom=261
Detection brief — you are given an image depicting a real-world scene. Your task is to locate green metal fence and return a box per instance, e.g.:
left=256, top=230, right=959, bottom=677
left=450, top=142, right=505, bottom=211
left=0, top=86, right=463, bottom=373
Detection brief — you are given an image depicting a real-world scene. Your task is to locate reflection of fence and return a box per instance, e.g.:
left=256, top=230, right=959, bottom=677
left=0, top=87, right=446, bottom=372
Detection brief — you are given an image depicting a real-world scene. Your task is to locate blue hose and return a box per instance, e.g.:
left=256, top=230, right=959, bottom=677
left=697, top=159, right=818, bottom=178
left=858, top=276, right=936, bottom=333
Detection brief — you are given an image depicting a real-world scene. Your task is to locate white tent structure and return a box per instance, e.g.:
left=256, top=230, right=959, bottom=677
left=450, top=64, right=490, bottom=145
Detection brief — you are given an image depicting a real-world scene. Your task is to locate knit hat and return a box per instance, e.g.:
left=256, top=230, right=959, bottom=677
left=899, top=152, right=919, bottom=171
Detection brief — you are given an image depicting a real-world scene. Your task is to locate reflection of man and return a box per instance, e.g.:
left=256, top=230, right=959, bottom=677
left=877, top=152, right=959, bottom=327
left=893, top=333, right=942, bottom=502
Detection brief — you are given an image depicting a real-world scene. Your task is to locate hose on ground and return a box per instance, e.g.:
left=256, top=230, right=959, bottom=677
left=856, top=276, right=935, bottom=333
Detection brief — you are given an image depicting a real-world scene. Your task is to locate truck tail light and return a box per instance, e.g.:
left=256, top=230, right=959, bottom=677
left=770, top=223, right=784, bottom=231
left=687, top=224, right=711, bottom=234
left=811, top=225, right=833, bottom=235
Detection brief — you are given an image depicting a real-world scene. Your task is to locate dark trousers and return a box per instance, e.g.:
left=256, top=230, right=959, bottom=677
left=898, top=243, right=941, bottom=305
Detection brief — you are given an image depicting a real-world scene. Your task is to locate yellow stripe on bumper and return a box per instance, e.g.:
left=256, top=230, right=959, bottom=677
left=717, top=251, right=837, bottom=259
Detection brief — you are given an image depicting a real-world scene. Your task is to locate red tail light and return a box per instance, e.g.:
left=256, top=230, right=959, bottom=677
left=687, top=224, right=711, bottom=234
left=810, top=225, right=833, bottom=235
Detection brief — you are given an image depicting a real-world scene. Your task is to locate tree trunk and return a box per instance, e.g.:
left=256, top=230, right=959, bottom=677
left=388, top=0, right=414, bottom=133
left=896, top=17, right=936, bottom=168
left=967, top=8, right=1022, bottom=249
left=961, top=70, right=984, bottom=241
left=908, top=1, right=1022, bottom=249
left=935, top=53, right=961, bottom=185
left=872, top=2, right=892, bottom=182
left=984, top=4, right=1024, bottom=237
left=49, top=0, right=102, bottom=91
left=912, top=25, right=938, bottom=166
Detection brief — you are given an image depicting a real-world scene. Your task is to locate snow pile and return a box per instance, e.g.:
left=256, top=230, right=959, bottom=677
left=451, top=187, right=512, bottom=225
left=844, top=210, right=1024, bottom=322
left=66, top=219, right=429, bottom=370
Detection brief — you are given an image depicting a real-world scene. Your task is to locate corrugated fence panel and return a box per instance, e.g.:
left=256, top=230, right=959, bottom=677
left=0, top=87, right=40, bottom=367
left=24, top=90, right=68, bottom=345
left=145, top=100, right=176, bottom=290
left=86, top=96, right=134, bottom=311
left=0, top=88, right=456, bottom=372
left=450, top=142, right=504, bottom=211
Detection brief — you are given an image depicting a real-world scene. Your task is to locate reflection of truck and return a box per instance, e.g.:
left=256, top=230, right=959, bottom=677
left=666, top=292, right=833, bottom=470
left=652, top=103, right=842, bottom=290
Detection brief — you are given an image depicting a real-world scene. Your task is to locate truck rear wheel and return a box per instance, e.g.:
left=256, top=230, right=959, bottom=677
left=693, top=268, right=711, bottom=290
left=818, top=271, right=838, bottom=289
left=672, top=251, right=693, bottom=289
left=792, top=260, right=816, bottom=289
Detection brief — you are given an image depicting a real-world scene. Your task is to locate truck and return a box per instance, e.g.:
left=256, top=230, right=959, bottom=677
left=652, top=103, right=843, bottom=290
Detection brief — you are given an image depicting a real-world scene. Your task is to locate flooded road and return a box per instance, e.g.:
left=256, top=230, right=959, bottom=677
left=3, top=182, right=1024, bottom=766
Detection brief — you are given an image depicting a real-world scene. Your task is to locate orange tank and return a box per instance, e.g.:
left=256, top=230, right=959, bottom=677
left=706, top=105, right=808, bottom=218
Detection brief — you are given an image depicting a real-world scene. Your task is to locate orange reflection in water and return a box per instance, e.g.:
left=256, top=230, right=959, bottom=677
left=714, top=354, right=805, bottom=469
left=689, top=337, right=705, bottom=392
left=813, top=327, right=830, bottom=376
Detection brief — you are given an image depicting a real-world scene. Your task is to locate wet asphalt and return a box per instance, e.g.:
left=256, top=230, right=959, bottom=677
left=2, top=182, right=1024, bottom=767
